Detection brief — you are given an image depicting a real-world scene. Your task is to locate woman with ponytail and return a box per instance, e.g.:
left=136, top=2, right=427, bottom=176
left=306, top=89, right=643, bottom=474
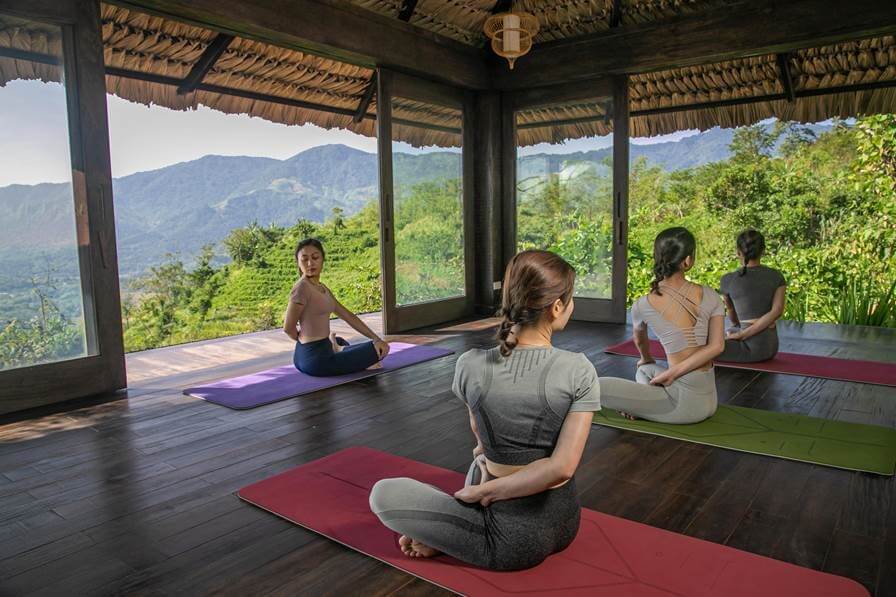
left=599, top=227, right=725, bottom=423
left=718, top=230, right=787, bottom=362
left=370, top=250, right=601, bottom=571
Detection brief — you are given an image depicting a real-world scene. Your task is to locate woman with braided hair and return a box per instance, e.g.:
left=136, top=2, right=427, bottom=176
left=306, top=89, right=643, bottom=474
left=370, top=250, right=602, bottom=570
left=599, top=227, right=725, bottom=423
left=718, top=229, right=787, bottom=362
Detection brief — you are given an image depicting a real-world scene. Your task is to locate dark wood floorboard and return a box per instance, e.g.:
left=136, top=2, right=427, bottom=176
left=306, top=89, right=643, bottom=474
left=0, top=318, right=894, bottom=596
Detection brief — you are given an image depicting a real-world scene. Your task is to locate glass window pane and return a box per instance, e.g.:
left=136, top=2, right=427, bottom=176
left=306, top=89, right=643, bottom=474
left=0, top=16, right=91, bottom=370
left=391, top=97, right=464, bottom=306
left=516, top=98, right=614, bottom=299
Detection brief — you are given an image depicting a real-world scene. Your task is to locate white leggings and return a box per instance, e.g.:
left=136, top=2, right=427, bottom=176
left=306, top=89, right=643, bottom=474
left=599, top=363, right=718, bottom=424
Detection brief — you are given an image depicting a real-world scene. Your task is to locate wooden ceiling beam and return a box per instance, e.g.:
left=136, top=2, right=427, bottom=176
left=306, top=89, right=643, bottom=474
left=610, top=0, right=623, bottom=28
left=176, top=33, right=233, bottom=95
left=492, top=0, right=896, bottom=89
left=491, top=0, right=512, bottom=14
left=111, top=0, right=489, bottom=89
left=351, top=0, right=417, bottom=122
left=397, top=0, right=419, bottom=22
left=353, top=71, right=378, bottom=123
left=776, top=52, right=796, bottom=103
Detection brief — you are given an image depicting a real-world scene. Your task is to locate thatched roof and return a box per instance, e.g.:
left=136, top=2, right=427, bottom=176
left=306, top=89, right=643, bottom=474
left=1, top=4, right=894, bottom=146
left=629, top=36, right=896, bottom=137
left=516, top=98, right=613, bottom=146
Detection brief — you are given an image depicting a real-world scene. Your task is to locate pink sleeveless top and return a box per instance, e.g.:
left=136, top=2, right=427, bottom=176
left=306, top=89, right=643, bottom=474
left=290, top=278, right=336, bottom=341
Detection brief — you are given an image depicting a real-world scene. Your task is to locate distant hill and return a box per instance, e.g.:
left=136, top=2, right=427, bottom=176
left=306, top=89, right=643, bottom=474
left=0, top=124, right=833, bottom=277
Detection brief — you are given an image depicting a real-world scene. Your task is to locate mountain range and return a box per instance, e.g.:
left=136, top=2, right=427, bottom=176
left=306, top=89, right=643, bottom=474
left=0, top=124, right=832, bottom=277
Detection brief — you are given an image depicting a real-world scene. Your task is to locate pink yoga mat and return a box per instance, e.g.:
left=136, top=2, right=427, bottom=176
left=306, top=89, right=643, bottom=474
left=239, top=447, right=868, bottom=596
left=604, top=339, right=896, bottom=387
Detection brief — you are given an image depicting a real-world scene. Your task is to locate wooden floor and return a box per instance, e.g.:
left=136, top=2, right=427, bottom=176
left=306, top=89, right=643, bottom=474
left=1, top=317, right=894, bottom=596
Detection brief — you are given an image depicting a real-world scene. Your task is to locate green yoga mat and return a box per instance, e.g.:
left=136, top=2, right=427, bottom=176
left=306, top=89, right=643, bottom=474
left=593, top=405, right=896, bottom=475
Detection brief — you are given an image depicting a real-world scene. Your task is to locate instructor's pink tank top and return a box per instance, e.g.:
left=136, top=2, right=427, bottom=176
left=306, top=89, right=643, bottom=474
left=290, top=278, right=336, bottom=341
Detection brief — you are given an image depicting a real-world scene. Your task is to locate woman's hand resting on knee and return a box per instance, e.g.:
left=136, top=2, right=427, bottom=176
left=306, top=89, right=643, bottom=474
left=373, top=339, right=390, bottom=359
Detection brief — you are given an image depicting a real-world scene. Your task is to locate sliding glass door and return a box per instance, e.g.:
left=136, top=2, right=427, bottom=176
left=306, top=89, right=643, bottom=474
left=508, top=79, right=629, bottom=322
left=0, top=2, right=125, bottom=413
left=376, top=70, right=474, bottom=333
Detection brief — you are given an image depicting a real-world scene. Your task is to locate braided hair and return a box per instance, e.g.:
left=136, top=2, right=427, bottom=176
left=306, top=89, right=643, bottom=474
left=650, top=227, right=696, bottom=295
left=736, top=229, right=766, bottom=276
left=496, top=250, right=576, bottom=357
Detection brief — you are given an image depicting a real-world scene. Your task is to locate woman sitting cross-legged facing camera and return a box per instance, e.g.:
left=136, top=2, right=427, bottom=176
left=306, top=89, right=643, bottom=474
left=284, top=238, right=389, bottom=376
left=718, top=229, right=787, bottom=363
left=600, top=227, right=725, bottom=423
left=369, top=250, right=602, bottom=571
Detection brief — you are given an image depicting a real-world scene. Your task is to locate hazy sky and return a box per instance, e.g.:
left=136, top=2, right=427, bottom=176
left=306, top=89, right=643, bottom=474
left=0, top=79, right=698, bottom=187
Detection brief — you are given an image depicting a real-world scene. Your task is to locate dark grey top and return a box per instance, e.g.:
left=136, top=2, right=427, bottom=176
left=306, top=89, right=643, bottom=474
left=720, top=265, right=787, bottom=320
left=452, top=346, right=601, bottom=466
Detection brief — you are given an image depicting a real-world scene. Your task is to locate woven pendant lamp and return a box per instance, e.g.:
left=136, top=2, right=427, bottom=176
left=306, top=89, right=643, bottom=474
left=483, top=3, right=539, bottom=69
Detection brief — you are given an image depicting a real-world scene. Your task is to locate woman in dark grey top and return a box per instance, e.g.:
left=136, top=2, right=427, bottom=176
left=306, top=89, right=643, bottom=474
left=369, top=250, right=601, bottom=570
left=718, top=230, right=787, bottom=362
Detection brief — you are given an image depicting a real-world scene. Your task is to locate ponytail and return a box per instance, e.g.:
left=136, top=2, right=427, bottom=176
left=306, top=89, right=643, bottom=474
left=496, top=250, right=575, bottom=357
left=735, top=229, right=766, bottom=276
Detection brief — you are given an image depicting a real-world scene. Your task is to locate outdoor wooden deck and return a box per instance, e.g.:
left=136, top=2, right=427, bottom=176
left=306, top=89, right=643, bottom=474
left=1, top=318, right=894, bottom=595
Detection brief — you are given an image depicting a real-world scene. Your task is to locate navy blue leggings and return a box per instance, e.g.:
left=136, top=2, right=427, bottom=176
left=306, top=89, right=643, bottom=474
left=293, top=337, right=380, bottom=377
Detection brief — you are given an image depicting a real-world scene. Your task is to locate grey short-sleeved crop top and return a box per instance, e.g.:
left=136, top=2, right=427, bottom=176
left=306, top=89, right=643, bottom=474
left=631, top=284, right=725, bottom=354
left=720, top=265, right=787, bottom=321
left=452, top=346, right=601, bottom=466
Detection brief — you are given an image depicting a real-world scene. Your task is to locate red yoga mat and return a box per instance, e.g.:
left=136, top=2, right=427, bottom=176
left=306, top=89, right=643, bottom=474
left=239, top=447, right=868, bottom=597
left=604, top=339, right=896, bottom=387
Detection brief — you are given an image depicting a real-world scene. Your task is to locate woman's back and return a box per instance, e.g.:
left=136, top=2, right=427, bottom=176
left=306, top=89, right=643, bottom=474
left=453, top=346, right=600, bottom=466
left=632, top=283, right=725, bottom=361
left=720, top=265, right=786, bottom=320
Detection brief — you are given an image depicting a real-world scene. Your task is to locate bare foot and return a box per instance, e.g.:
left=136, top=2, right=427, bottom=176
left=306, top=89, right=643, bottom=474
left=329, top=332, right=344, bottom=353
left=399, top=535, right=441, bottom=558
left=367, top=362, right=383, bottom=370
left=619, top=411, right=639, bottom=421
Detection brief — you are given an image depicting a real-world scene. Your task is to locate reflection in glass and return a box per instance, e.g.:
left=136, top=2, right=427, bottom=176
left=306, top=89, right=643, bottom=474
left=0, top=16, right=89, bottom=370
left=391, top=98, right=464, bottom=306
left=516, top=98, right=614, bottom=299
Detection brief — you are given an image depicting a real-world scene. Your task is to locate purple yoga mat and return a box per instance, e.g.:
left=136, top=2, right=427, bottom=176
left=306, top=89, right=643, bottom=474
left=184, top=342, right=454, bottom=409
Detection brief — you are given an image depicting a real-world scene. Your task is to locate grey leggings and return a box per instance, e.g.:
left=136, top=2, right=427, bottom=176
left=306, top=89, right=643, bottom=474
left=368, top=458, right=580, bottom=571
left=719, top=326, right=779, bottom=363
left=599, top=364, right=718, bottom=423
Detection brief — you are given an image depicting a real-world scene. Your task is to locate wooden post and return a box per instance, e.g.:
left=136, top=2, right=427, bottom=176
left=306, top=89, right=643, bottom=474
left=472, top=91, right=503, bottom=313
left=611, top=74, right=630, bottom=323
left=499, top=91, right=517, bottom=282
left=375, top=69, right=396, bottom=333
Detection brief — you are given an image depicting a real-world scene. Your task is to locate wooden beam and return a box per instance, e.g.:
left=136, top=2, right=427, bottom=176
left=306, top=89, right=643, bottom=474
left=353, top=71, right=377, bottom=123
left=776, top=52, right=796, bottom=102
left=110, top=0, right=489, bottom=89
left=397, top=0, right=419, bottom=22
left=491, top=0, right=513, bottom=14
left=517, top=114, right=609, bottom=130
left=610, top=0, right=623, bottom=28
left=353, top=0, right=417, bottom=126
left=493, top=0, right=896, bottom=89
left=176, top=33, right=233, bottom=95
left=0, top=46, right=60, bottom=65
